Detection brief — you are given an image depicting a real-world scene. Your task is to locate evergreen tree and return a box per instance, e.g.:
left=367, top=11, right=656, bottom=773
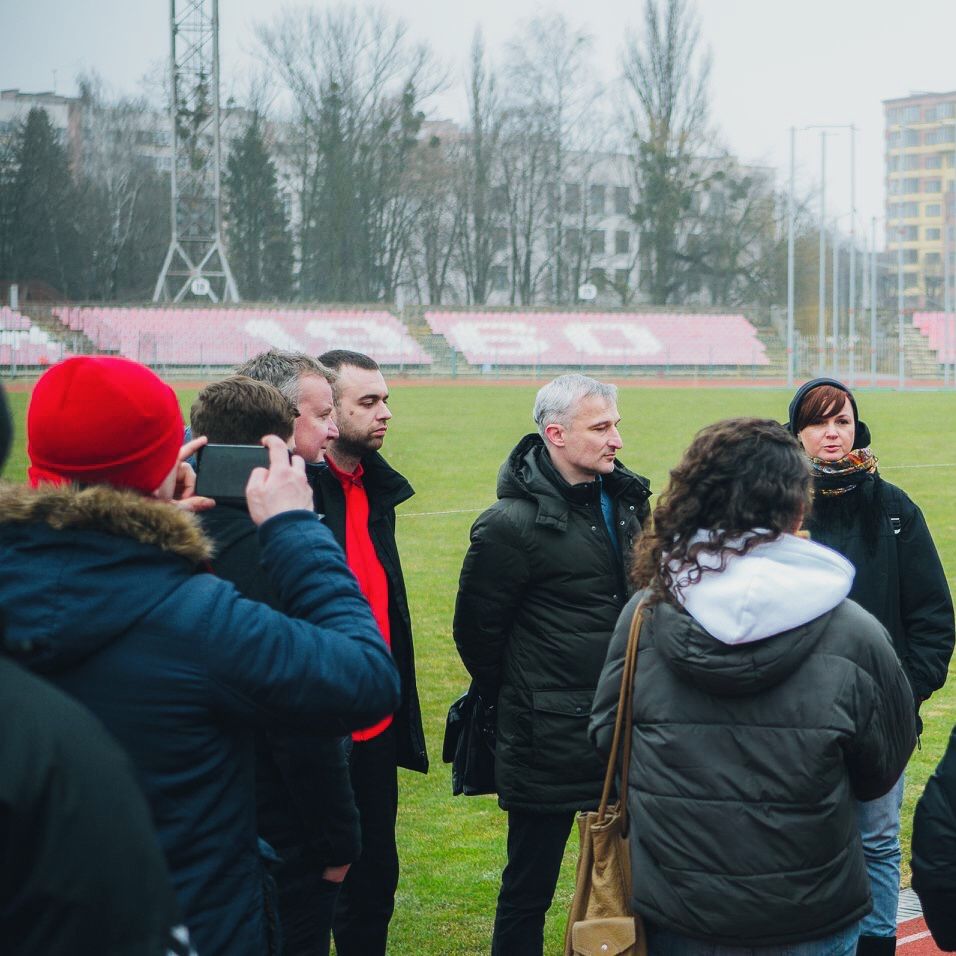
left=224, top=114, right=292, bottom=300
left=9, top=108, right=81, bottom=295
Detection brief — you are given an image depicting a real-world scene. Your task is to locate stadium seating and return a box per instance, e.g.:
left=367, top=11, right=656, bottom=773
left=913, top=312, right=956, bottom=364
left=0, top=307, right=71, bottom=366
left=424, top=311, right=769, bottom=367
left=51, top=307, right=433, bottom=367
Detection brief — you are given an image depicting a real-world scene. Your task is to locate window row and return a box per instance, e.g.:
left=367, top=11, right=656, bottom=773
left=487, top=184, right=632, bottom=217
left=888, top=200, right=956, bottom=219
left=887, top=178, right=945, bottom=194
left=886, top=102, right=956, bottom=124
left=887, top=124, right=956, bottom=147
left=490, top=228, right=634, bottom=255
left=488, top=265, right=632, bottom=292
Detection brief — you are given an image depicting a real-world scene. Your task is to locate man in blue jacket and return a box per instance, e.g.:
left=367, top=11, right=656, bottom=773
left=0, top=357, right=400, bottom=956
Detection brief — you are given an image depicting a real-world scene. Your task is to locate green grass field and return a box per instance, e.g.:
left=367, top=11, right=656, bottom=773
left=3, top=381, right=956, bottom=954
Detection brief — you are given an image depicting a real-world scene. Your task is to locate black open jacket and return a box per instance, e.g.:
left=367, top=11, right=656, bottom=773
left=308, top=453, right=428, bottom=774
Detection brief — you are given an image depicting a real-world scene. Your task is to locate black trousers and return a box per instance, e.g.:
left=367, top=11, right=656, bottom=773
left=275, top=855, right=342, bottom=956
left=332, top=726, right=399, bottom=956
left=491, top=809, right=576, bottom=956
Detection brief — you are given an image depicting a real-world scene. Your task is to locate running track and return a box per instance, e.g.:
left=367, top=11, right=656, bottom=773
left=899, top=889, right=944, bottom=955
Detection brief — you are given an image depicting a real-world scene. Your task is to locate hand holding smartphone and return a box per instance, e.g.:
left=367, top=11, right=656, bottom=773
left=194, top=444, right=271, bottom=501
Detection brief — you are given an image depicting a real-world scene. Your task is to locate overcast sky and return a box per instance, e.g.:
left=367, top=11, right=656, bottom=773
left=2, top=0, right=954, bottom=244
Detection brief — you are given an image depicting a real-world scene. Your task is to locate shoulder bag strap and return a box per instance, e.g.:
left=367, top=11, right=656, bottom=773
left=597, top=600, right=646, bottom=823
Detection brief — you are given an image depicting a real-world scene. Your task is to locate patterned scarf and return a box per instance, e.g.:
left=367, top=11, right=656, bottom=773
left=809, top=448, right=878, bottom=496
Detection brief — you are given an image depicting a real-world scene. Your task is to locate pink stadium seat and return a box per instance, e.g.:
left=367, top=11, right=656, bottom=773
left=48, top=308, right=432, bottom=367
left=424, top=311, right=769, bottom=367
left=0, top=308, right=71, bottom=366
left=913, top=312, right=956, bottom=364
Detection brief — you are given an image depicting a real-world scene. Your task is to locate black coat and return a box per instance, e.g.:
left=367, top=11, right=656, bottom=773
left=308, top=453, right=428, bottom=774
left=0, top=655, right=189, bottom=956
left=806, top=476, right=954, bottom=705
left=591, top=594, right=916, bottom=945
left=453, top=434, right=651, bottom=813
left=199, top=502, right=361, bottom=869
left=912, top=723, right=956, bottom=950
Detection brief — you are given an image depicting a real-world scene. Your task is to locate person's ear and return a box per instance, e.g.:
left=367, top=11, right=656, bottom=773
left=544, top=423, right=565, bottom=448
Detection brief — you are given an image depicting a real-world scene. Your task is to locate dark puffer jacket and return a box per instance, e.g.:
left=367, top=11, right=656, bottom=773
left=454, top=434, right=650, bottom=812
left=912, top=723, right=956, bottom=950
left=806, top=477, right=954, bottom=705
left=591, top=587, right=916, bottom=946
left=0, top=656, right=190, bottom=956
left=0, top=483, right=399, bottom=956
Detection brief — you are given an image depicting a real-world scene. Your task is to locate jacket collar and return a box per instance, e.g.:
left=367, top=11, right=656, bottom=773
left=0, top=481, right=213, bottom=565
left=316, top=450, right=414, bottom=511
left=499, top=434, right=650, bottom=532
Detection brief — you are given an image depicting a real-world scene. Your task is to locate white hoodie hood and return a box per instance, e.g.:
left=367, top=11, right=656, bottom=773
left=672, top=531, right=855, bottom=646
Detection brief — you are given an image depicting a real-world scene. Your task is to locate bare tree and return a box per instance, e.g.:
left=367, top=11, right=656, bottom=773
left=74, top=74, right=170, bottom=300
left=403, top=130, right=464, bottom=304
left=498, top=106, right=554, bottom=305
left=456, top=29, right=503, bottom=306
left=621, top=0, right=712, bottom=304
left=502, top=16, right=604, bottom=304
left=259, top=5, right=441, bottom=301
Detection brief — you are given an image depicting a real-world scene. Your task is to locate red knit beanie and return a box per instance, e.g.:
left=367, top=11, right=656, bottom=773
left=28, top=356, right=183, bottom=493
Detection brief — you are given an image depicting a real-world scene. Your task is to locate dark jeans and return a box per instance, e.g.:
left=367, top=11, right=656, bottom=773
left=491, top=809, right=575, bottom=956
left=276, top=856, right=342, bottom=956
left=332, top=726, right=399, bottom=956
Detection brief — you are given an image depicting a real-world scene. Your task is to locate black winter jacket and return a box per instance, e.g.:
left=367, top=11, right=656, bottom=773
left=454, top=434, right=650, bottom=812
left=591, top=593, right=916, bottom=946
left=912, top=723, right=956, bottom=950
left=199, top=502, right=361, bottom=869
left=806, top=476, right=954, bottom=704
left=0, top=656, right=190, bottom=956
left=308, top=453, right=428, bottom=773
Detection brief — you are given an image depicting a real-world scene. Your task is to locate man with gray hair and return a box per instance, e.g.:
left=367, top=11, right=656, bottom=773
left=235, top=349, right=339, bottom=464
left=453, top=373, right=651, bottom=956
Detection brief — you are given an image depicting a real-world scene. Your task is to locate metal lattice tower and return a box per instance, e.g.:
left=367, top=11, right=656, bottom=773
left=153, top=0, right=239, bottom=303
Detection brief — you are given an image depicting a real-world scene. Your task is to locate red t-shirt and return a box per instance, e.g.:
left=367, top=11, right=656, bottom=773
left=326, top=456, right=394, bottom=741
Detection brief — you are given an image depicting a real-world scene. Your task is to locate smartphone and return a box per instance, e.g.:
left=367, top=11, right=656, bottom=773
left=195, top=444, right=270, bottom=500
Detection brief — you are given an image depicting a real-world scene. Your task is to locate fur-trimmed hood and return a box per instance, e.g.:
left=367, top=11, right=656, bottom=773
left=0, top=482, right=214, bottom=671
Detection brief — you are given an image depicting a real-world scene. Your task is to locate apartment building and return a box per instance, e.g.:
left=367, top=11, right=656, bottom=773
left=884, top=90, right=956, bottom=309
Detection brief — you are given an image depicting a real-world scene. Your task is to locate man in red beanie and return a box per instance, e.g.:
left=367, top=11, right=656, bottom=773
left=0, top=377, right=195, bottom=956
left=26, top=355, right=200, bottom=499
left=0, top=356, right=402, bottom=956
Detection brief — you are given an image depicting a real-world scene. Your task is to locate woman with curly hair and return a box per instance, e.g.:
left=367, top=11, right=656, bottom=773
left=788, top=378, right=954, bottom=956
left=589, top=417, right=916, bottom=955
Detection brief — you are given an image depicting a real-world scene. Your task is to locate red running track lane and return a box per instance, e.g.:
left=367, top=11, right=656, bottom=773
left=899, top=916, right=944, bottom=956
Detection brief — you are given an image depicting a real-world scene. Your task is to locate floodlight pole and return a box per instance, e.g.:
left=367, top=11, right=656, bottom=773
left=898, top=223, right=905, bottom=390
left=153, top=0, right=240, bottom=303
left=818, top=131, right=827, bottom=375
left=870, top=216, right=878, bottom=386
left=832, top=228, right=840, bottom=379
left=848, top=125, right=857, bottom=387
left=944, top=236, right=951, bottom=388
left=787, top=127, right=796, bottom=386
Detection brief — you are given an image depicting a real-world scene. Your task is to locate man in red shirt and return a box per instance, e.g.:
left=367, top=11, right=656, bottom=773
left=313, top=350, right=428, bottom=956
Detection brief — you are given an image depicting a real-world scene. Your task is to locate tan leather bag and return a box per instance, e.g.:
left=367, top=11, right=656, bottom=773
left=564, top=603, right=648, bottom=956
